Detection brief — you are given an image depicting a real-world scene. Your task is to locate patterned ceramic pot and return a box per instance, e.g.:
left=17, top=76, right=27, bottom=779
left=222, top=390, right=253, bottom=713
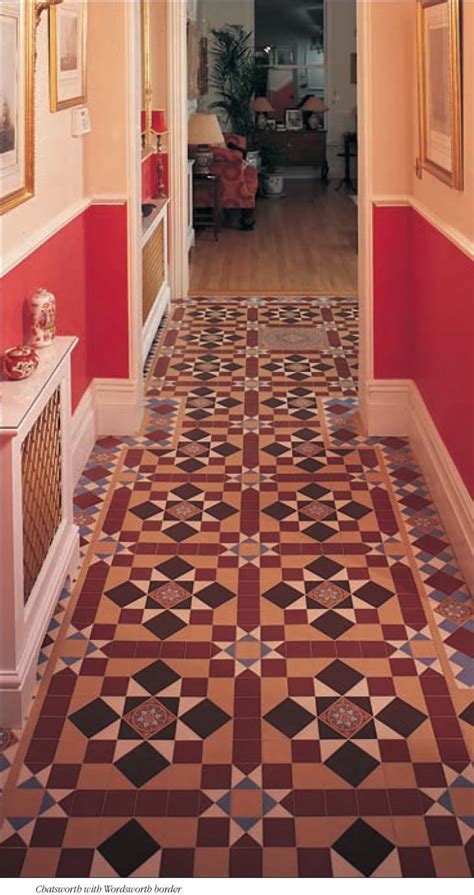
left=29, top=287, right=56, bottom=348
left=3, top=345, right=39, bottom=381
left=262, top=171, right=284, bottom=198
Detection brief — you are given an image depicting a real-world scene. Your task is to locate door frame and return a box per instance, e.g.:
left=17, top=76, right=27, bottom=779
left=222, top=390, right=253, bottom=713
left=166, top=0, right=374, bottom=430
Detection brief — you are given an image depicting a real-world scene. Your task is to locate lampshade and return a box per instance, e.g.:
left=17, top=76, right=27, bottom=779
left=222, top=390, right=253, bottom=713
left=251, top=96, right=274, bottom=113
left=151, top=109, right=167, bottom=133
left=188, top=113, right=225, bottom=146
left=301, top=96, right=328, bottom=113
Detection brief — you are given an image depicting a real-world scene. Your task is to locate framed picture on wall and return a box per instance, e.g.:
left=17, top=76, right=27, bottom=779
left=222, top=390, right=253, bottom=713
left=49, top=0, right=87, bottom=111
left=416, top=0, right=463, bottom=190
left=0, top=1, right=34, bottom=214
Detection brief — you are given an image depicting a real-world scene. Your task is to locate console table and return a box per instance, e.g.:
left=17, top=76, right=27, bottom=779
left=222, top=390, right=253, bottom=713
left=256, top=129, right=328, bottom=180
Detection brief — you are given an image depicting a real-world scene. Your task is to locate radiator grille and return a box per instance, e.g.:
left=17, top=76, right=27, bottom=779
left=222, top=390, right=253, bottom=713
left=21, top=388, right=62, bottom=604
left=142, top=219, right=165, bottom=323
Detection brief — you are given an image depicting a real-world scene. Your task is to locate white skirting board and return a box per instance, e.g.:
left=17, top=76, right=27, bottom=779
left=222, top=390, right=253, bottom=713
left=71, top=384, right=97, bottom=485
left=366, top=379, right=473, bottom=594
left=143, top=282, right=171, bottom=361
left=94, top=378, right=143, bottom=438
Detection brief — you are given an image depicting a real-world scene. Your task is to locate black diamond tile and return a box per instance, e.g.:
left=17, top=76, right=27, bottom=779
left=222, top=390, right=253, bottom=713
left=156, top=557, right=194, bottom=579
left=297, top=458, right=326, bottom=472
left=303, top=522, right=336, bottom=542
left=99, top=819, right=160, bottom=876
left=263, top=582, right=301, bottom=609
left=311, top=611, right=354, bottom=640
left=306, top=557, right=343, bottom=579
left=459, top=702, right=474, bottom=726
left=164, top=522, right=196, bottom=542
left=316, top=660, right=363, bottom=694
left=294, top=428, right=318, bottom=441
left=263, top=443, right=288, bottom=457
left=339, top=501, right=371, bottom=520
left=144, top=612, right=187, bottom=640
left=333, top=818, right=394, bottom=876
left=207, top=501, right=237, bottom=520
left=376, top=698, right=427, bottom=737
left=325, top=741, right=379, bottom=787
left=172, top=484, right=202, bottom=500
left=264, top=698, right=314, bottom=738
left=180, top=699, right=230, bottom=738
left=133, top=660, right=180, bottom=694
left=69, top=698, right=119, bottom=738
left=105, top=581, right=144, bottom=607
left=115, top=742, right=170, bottom=788
left=264, top=502, right=294, bottom=521
left=196, top=583, right=234, bottom=608
left=177, top=458, right=205, bottom=473
left=354, top=582, right=394, bottom=607
left=300, top=483, right=329, bottom=500
left=186, top=428, right=209, bottom=441
left=131, top=501, right=160, bottom=520
left=213, top=443, right=239, bottom=457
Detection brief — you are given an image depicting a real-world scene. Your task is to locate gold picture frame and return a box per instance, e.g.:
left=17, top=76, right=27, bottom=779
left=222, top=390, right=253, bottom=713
left=416, top=0, right=463, bottom=190
left=0, top=1, right=35, bottom=214
left=49, top=0, right=87, bottom=111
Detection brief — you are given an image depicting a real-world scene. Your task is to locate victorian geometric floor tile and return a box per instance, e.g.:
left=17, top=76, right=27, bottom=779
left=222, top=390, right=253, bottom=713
left=1, top=296, right=472, bottom=879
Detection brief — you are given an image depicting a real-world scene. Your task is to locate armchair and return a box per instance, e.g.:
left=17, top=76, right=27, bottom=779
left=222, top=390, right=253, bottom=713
left=191, top=135, right=258, bottom=230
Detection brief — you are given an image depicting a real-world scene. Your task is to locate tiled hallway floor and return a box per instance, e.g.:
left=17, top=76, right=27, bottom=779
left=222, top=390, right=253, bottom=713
left=1, top=296, right=473, bottom=878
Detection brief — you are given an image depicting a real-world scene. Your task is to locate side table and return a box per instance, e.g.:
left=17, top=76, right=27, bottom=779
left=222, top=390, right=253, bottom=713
left=193, top=173, right=221, bottom=241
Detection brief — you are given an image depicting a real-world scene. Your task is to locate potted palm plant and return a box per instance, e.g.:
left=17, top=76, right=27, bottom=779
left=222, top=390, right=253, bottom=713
left=260, top=143, right=285, bottom=198
left=209, top=25, right=259, bottom=164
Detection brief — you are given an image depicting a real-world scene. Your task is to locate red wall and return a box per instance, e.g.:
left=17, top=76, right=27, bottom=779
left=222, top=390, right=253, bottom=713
left=1, top=204, right=129, bottom=411
left=141, top=152, right=169, bottom=202
left=373, top=205, right=474, bottom=496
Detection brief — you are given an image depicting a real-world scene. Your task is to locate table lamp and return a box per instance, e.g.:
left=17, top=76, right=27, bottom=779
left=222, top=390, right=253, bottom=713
left=188, top=113, right=225, bottom=174
left=251, top=96, right=274, bottom=130
left=151, top=110, right=167, bottom=198
left=301, top=96, right=328, bottom=130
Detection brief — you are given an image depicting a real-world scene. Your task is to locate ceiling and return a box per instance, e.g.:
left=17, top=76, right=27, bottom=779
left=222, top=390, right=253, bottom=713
left=255, top=0, right=324, bottom=42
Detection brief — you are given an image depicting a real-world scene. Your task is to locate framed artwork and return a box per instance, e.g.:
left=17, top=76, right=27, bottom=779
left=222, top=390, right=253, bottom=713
left=285, top=108, right=303, bottom=131
left=0, top=1, right=34, bottom=214
left=273, top=47, right=294, bottom=66
left=187, top=20, right=199, bottom=101
left=416, top=0, right=463, bottom=189
left=49, top=0, right=87, bottom=111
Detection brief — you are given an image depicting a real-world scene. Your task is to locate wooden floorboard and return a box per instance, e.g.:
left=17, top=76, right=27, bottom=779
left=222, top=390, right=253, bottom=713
left=189, top=179, right=358, bottom=294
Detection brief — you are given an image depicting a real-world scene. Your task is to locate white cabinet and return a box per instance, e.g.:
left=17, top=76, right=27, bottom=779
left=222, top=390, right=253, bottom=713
left=0, top=337, right=79, bottom=726
left=141, top=198, right=171, bottom=360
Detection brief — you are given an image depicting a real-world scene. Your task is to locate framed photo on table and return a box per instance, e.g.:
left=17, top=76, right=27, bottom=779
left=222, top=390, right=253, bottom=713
left=416, top=0, right=463, bottom=190
left=0, top=1, right=34, bottom=214
left=49, top=0, right=87, bottom=111
left=285, top=109, right=303, bottom=131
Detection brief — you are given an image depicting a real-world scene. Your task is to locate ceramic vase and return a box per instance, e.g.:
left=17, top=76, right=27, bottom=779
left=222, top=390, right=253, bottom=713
left=29, top=288, right=56, bottom=348
left=3, top=345, right=39, bottom=381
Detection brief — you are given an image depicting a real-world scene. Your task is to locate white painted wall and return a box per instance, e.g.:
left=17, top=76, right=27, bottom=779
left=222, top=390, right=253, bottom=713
left=325, top=0, right=357, bottom=178
left=197, top=0, right=255, bottom=119
left=2, top=12, right=84, bottom=259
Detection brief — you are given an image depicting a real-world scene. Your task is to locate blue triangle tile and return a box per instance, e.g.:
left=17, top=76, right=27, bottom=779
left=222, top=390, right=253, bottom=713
left=39, top=792, right=55, bottom=814
left=236, top=777, right=258, bottom=790
left=234, top=817, right=258, bottom=831
left=9, top=817, right=32, bottom=831
left=438, top=791, right=453, bottom=813
left=460, top=816, right=474, bottom=829
left=19, top=777, right=42, bottom=789
left=452, top=775, right=471, bottom=788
